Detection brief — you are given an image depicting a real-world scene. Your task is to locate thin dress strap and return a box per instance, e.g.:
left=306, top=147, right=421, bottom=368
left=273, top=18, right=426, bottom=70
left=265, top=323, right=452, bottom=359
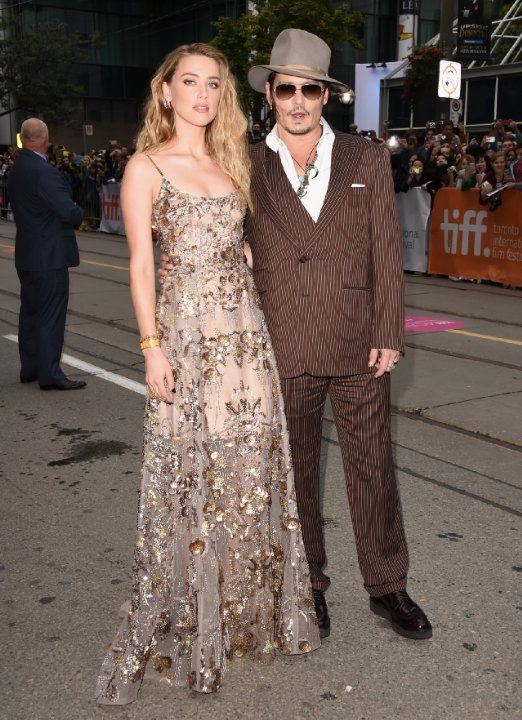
left=146, top=154, right=165, bottom=177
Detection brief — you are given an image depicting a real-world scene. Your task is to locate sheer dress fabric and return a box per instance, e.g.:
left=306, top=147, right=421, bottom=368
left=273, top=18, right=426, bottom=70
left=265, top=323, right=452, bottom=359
left=95, top=168, right=320, bottom=704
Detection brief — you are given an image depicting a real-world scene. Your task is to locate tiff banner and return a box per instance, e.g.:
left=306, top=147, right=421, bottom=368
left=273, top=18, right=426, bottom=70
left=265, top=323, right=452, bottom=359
left=99, top=182, right=125, bottom=235
left=428, top=189, right=522, bottom=285
left=397, top=188, right=431, bottom=273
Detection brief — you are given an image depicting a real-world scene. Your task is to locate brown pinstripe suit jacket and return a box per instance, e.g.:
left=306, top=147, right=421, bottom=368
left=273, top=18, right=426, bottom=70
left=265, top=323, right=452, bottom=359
left=244, top=129, right=405, bottom=379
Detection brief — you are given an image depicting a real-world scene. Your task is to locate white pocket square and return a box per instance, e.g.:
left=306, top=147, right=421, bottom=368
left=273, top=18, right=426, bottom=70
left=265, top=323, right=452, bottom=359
left=351, top=183, right=366, bottom=187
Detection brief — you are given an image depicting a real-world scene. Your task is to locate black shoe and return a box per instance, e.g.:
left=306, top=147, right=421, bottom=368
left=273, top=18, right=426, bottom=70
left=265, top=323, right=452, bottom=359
left=40, top=378, right=87, bottom=391
left=312, top=589, right=331, bottom=639
left=370, top=590, right=432, bottom=640
left=20, top=375, right=38, bottom=384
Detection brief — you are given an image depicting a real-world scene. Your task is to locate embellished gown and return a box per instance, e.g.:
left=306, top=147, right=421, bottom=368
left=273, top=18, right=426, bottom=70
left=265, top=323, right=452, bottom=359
left=95, top=165, right=320, bottom=704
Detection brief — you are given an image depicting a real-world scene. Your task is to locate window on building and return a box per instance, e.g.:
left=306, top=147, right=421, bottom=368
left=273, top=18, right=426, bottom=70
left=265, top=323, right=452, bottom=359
left=497, top=75, right=522, bottom=121
left=412, top=96, right=439, bottom=128
left=124, top=67, right=151, bottom=100
left=466, top=77, right=496, bottom=124
left=388, top=86, right=411, bottom=128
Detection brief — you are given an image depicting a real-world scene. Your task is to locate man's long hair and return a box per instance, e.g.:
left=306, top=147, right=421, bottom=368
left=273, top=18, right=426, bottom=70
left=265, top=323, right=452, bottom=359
left=136, top=43, right=251, bottom=207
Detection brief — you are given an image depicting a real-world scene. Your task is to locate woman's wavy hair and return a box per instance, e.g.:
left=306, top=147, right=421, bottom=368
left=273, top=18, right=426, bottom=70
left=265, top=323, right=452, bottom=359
left=136, top=43, right=251, bottom=206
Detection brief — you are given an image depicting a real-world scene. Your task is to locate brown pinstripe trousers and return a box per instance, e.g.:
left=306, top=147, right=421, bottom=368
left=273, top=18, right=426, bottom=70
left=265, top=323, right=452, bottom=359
left=280, top=372, right=409, bottom=597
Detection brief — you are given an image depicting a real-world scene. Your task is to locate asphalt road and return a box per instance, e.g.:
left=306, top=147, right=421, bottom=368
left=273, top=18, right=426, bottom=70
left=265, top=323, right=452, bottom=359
left=0, top=221, right=520, bottom=720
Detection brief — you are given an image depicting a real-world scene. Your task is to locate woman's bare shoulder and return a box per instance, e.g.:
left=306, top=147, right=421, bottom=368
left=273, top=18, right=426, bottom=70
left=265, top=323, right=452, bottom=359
left=125, top=152, right=156, bottom=170
left=122, top=153, right=160, bottom=185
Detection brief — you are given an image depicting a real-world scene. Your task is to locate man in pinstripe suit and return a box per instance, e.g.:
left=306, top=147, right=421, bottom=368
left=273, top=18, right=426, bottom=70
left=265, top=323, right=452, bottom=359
left=161, top=30, right=432, bottom=642
left=244, top=30, right=432, bottom=641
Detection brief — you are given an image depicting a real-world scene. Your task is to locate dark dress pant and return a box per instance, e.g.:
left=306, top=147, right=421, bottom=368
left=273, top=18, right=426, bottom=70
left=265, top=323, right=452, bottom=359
left=280, top=372, right=409, bottom=597
left=16, top=267, right=69, bottom=386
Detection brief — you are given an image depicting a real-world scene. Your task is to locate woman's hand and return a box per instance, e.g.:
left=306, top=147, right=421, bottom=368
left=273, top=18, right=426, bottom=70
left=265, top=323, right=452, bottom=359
left=243, top=241, right=253, bottom=269
left=143, top=346, right=176, bottom=403
left=481, top=181, right=493, bottom=195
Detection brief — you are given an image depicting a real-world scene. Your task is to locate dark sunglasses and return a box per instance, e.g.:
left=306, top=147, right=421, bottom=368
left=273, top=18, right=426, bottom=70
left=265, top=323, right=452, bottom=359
left=273, top=83, right=325, bottom=101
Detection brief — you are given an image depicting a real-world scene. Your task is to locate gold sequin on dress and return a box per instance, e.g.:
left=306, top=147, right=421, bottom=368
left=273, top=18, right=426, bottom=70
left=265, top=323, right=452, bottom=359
left=95, top=162, right=320, bottom=705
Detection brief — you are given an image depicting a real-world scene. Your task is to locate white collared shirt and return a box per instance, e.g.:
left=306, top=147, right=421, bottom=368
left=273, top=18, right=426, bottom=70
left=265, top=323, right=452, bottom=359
left=265, top=117, right=334, bottom=222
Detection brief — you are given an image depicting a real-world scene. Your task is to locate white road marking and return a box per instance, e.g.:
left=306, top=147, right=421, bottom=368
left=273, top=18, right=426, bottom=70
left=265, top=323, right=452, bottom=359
left=3, top=334, right=146, bottom=395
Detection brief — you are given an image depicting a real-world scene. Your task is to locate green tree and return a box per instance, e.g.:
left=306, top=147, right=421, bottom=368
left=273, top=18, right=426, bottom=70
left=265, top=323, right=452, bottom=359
left=213, top=0, right=363, bottom=118
left=0, top=17, right=91, bottom=127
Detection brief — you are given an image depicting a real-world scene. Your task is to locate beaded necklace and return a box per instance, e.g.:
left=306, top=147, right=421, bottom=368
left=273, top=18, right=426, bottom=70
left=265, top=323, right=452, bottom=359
left=291, top=140, right=320, bottom=198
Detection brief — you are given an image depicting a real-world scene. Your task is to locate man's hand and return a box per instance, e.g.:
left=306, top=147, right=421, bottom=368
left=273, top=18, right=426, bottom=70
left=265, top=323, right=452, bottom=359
left=158, top=253, right=173, bottom=283
left=369, top=348, right=400, bottom=378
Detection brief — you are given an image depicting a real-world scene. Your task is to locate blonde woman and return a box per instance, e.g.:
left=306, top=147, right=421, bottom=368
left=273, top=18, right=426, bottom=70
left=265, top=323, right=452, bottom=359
left=95, top=44, right=319, bottom=704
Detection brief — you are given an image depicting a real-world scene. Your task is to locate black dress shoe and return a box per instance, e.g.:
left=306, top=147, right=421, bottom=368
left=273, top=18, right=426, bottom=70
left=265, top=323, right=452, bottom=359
left=20, top=375, right=38, bottom=383
left=40, top=378, right=87, bottom=391
left=370, top=590, right=432, bottom=640
left=312, top=589, right=331, bottom=639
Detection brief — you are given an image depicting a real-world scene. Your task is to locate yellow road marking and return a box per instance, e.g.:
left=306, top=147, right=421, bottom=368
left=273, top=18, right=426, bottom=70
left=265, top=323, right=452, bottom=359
left=2, top=241, right=521, bottom=345
left=81, top=258, right=128, bottom=271
left=0, top=242, right=128, bottom=271
left=448, top=329, right=522, bottom=346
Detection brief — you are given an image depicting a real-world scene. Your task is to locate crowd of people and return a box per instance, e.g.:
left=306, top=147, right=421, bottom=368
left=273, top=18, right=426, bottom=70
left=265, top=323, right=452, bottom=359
left=0, top=140, right=131, bottom=228
left=250, top=116, right=522, bottom=211
left=379, top=118, right=522, bottom=211
left=1, top=119, right=521, bottom=226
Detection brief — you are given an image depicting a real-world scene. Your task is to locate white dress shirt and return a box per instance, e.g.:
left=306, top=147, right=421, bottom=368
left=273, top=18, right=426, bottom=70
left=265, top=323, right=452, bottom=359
left=265, top=117, right=334, bottom=222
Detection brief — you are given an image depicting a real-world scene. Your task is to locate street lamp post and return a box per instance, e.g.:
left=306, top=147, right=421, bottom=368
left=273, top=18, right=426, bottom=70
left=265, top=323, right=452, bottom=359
left=439, top=0, right=455, bottom=122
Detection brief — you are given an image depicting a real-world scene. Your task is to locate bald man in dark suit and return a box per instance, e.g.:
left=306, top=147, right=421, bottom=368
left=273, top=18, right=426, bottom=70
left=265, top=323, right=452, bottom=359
left=8, top=118, right=86, bottom=390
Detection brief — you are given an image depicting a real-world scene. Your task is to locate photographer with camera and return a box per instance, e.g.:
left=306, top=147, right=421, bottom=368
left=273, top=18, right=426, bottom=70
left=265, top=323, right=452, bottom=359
left=440, top=120, right=461, bottom=146
left=406, top=158, right=433, bottom=194
left=419, top=120, right=437, bottom=145
left=479, top=151, right=515, bottom=211
left=459, top=155, right=489, bottom=190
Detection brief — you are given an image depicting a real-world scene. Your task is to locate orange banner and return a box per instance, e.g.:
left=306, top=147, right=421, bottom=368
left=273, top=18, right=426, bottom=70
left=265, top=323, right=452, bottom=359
left=428, top=188, right=522, bottom=285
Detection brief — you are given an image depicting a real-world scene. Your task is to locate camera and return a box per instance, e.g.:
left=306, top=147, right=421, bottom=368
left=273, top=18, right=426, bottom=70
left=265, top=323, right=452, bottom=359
left=427, top=121, right=436, bottom=129
left=386, top=136, right=400, bottom=149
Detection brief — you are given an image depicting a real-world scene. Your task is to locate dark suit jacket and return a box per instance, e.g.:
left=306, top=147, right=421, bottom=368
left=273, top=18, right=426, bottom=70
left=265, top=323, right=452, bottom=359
left=8, top=149, right=83, bottom=271
left=245, top=131, right=404, bottom=378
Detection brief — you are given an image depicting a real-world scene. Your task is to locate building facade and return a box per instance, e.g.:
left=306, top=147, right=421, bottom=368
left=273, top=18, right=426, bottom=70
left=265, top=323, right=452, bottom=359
left=2, top=0, right=450, bottom=147
left=1, top=0, right=246, bottom=148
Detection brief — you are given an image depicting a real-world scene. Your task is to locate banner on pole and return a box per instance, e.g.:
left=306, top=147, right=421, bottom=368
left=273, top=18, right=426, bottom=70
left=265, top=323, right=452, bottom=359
left=99, top=182, right=125, bottom=235
left=456, top=0, right=491, bottom=60
left=397, top=0, right=419, bottom=61
left=397, top=188, right=431, bottom=272
left=428, top=189, right=522, bottom=286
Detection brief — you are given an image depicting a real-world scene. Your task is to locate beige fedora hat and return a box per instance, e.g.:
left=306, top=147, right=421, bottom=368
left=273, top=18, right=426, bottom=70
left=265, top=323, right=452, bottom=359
left=248, top=28, right=349, bottom=93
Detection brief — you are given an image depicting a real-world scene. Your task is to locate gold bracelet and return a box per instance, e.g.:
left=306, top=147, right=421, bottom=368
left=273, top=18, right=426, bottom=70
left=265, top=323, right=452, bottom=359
left=139, top=335, right=160, bottom=350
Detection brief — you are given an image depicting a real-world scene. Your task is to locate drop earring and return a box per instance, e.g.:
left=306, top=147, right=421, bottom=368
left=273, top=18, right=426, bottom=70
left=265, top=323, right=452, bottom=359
left=163, top=98, right=172, bottom=109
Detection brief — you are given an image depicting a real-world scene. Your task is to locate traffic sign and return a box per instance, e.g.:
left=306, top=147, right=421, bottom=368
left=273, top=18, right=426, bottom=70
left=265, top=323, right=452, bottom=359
left=450, top=98, right=463, bottom=124
left=437, top=60, right=461, bottom=99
